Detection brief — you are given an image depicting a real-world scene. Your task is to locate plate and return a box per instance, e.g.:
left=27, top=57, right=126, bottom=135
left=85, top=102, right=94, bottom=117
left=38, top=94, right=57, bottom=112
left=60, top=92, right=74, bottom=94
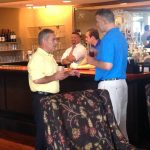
left=70, top=63, right=95, bottom=70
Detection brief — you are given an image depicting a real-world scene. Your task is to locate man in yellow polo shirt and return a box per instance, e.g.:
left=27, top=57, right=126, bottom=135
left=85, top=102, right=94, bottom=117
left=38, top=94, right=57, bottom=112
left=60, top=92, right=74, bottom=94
left=28, top=28, right=80, bottom=150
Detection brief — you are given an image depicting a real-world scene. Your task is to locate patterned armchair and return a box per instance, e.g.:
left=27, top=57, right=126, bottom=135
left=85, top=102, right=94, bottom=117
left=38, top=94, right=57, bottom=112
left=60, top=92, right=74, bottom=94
left=40, top=89, right=136, bottom=150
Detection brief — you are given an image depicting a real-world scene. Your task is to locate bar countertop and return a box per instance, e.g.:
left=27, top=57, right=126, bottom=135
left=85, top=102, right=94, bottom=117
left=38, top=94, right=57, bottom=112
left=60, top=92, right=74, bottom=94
left=0, top=65, right=27, bottom=71
left=0, top=65, right=150, bottom=81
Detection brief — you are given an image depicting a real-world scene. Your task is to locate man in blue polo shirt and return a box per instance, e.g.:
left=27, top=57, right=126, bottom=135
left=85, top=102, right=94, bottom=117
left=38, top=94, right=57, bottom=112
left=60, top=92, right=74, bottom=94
left=87, top=9, right=128, bottom=139
left=85, top=28, right=101, bottom=56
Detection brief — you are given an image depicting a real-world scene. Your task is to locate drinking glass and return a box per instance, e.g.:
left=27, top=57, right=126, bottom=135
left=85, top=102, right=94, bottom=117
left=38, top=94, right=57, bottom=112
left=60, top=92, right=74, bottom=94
left=57, top=66, right=64, bottom=72
left=87, top=43, right=95, bottom=57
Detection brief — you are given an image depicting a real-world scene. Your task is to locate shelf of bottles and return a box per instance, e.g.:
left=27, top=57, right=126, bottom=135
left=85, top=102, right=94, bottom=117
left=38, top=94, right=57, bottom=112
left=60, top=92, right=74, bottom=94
left=0, top=29, right=19, bottom=51
left=0, top=29, right=24, bottom=64
left=0, top=29, right=16, bottom=42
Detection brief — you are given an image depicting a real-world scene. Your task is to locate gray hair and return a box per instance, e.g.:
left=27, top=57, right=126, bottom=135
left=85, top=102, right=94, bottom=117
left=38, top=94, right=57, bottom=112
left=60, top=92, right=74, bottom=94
left=38, top=29, right=54, bottom=45
left=96, top=9, right=115, bottom=23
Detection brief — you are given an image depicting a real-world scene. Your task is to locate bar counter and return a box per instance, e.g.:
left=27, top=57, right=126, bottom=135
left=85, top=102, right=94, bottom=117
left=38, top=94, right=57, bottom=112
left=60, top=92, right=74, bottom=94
left=1, top=65, right=150, bottom=79
left=0, top=65, right=149, bottom=147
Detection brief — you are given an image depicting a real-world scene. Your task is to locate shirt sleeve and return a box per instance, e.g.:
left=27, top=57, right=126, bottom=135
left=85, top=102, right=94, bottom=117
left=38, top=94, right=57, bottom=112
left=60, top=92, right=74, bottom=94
left=61, top=48, right=71, bottom=61
left=28, top=55, right=45, bottom=80
left=99, top=37, right=114, bottom=63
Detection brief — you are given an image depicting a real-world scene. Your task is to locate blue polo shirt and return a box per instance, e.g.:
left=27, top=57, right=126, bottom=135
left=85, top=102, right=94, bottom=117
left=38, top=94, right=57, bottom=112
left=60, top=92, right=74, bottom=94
left=94, top=39, right=101, bottom=51
left=95, top=28, right=128, bottom=81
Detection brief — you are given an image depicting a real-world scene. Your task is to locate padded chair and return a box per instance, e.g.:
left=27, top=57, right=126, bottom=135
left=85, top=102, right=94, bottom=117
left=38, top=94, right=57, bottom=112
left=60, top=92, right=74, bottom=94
left=142, top=55, right=150, bottom=72
left=145, top=84, right=150, bottom=129
left=40, top=89, right=136, bottom=150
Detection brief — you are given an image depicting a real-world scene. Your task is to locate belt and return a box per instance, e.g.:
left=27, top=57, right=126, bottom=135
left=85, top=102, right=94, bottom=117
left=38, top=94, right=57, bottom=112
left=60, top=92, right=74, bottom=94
left=99, top=78, right=120, bottom=82
left=33, top=91, right=52, bottom=96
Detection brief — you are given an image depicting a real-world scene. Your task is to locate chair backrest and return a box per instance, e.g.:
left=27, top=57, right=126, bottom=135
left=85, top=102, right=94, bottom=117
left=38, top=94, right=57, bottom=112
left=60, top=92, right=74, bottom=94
left=40, top=89, right=136, bottom=150
left=145, top=84, right=150, bottom=129
left=144, top=55, right=150, bottom=63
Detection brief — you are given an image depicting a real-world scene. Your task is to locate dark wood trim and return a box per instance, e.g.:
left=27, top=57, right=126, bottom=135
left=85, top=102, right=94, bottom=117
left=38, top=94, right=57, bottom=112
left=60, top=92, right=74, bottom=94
left=75, top=0, right=147, bottom=8
left=75, top=0, right=150, bottom=10
left=75, top=1, right=119, bottom=8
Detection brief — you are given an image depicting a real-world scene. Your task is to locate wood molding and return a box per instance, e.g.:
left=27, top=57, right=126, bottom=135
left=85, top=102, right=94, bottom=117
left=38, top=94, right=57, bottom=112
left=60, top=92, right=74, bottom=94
left=75, top=1, right=150, bottom=10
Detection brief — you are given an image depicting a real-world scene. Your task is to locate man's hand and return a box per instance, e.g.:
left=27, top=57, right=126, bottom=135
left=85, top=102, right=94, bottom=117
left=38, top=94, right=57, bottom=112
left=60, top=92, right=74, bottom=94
left=33, top=69, right=68, bottom=84
left=67, top=53, right=76, bottom=62
left=86, top=55, right=96, bottom=65
left=54, top=70, right=69, bottom=80
left=66, top=69, right=80, bottom=78
left=86, top=55, right=113, bottom=70
left=61, top=54, right=75, bottom=65
left=33, top=69, right=80, bottom=84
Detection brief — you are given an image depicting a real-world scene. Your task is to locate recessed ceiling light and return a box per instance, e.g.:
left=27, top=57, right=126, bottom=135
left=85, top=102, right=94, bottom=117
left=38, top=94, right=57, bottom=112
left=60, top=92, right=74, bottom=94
left=62, top=0, right=71, bottom=3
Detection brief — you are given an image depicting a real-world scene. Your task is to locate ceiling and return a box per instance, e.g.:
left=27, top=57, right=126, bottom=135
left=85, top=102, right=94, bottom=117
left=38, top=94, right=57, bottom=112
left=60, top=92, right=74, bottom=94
left=0, top=0, right=149, bottom=9
left=0, top=0, right=117, bottom=8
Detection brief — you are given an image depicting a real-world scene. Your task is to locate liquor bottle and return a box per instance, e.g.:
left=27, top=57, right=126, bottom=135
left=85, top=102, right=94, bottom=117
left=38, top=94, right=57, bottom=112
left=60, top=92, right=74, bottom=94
left=5, top=29, right=9, bottom=42
left=10, top=30, right=13, bottom=42
left=12, top=31, right=16, bottom=42
left=1, top=29, right=5, bottom=42
left=7, top=29, right=11, bottom=42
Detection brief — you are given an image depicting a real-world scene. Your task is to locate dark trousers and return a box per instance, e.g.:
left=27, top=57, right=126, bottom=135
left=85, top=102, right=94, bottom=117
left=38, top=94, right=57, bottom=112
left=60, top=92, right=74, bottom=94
left=32, top=92, right=52, bottom=150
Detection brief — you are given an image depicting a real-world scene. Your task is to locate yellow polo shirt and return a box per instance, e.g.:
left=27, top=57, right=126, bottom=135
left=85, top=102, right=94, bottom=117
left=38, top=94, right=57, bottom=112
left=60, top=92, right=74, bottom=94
left=27, top=48, right=59, bottom=93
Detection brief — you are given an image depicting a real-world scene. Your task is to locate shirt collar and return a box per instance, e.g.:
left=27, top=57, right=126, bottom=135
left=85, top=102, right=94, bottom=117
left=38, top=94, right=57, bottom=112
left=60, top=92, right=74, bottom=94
left=107, top=27, right=118, bottom=34
left=74, top=43, right=81, bottom=47
left=37, top=47, right=53, bottom=57
left=95, top=39, right=101, bottom=47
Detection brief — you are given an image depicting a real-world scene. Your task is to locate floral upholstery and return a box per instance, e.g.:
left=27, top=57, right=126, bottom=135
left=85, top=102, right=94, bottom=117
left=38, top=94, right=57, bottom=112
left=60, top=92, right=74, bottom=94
left=40, top=89, right=136, bottom=150
left=145, top=84, right=150, bottom=129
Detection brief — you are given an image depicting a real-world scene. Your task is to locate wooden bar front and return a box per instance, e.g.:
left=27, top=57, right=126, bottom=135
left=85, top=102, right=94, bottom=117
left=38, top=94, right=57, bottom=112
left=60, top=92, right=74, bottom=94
left=0, top=65, right=149, bottom=147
